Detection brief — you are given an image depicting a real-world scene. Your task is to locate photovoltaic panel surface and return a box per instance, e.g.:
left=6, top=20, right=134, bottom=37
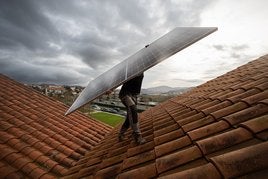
left=66, top=27, right=217, bottom=115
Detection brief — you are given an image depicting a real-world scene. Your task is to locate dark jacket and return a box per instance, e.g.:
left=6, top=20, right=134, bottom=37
left=119, top=73, right=144, bottom=97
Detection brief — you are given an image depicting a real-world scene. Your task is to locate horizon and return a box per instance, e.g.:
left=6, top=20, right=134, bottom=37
left=26, top=82, right=194, bottom=90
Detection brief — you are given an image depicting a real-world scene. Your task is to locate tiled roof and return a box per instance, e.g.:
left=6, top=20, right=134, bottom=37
left=0, top=75, right=112, bottom=178
left=63, top=54, right=268, bottom=179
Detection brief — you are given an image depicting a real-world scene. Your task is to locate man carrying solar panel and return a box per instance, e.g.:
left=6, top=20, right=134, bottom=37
left=118, top=73, right=146, bottom=145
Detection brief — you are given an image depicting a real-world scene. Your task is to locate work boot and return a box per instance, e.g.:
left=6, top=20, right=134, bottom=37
left=133, top=133, right=146, bottom=145
left=118, top=126, right=128, bottom=142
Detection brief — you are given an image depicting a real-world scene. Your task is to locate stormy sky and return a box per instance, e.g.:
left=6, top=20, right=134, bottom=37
left=1, top=0, right=267, bottom=88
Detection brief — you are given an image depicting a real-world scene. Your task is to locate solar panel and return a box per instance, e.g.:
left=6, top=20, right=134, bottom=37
left=65, top=27, right=217, bottom=115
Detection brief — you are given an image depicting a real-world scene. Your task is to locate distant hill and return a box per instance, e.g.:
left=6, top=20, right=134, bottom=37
left=141, top=85, right=192, bottom=95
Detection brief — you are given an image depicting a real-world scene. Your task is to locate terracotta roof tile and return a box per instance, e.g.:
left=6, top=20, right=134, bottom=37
left=242, top=90, right=268, bottom=105
left=240, top=114, right=268, bottom=134
left=153, top=118, right=174, bottom=130
left=6, top=172, right=25, bottom=179
left=29, top=167, right=48, bottom=178
left=228, top=88, right=260, bottom=103
left=123, top=150, right=155, bottom=170
left=159, top=163, right=221, bottom=179
left=95, top=163, right=122, bottom=178
left=175, top=110, right=199, bottom=122
left=182, top=115, right=216, bottom=132
left=0, top=161, right=23, bottom=179
left=217, top=88, right=244, bottom=101
left=0, top=74, right=112, bottom=178
left=238, top=169, right=268, bottom=179
left=127, top=141, right=154, bottom=157
left=188, top=120, right=230, bottom=141
left=155, top=135, right=192, bottom=157
left=117, top=163, right=157, bottom=179
left=256, top=130, right=268, bottom=140
left=241, top=77, right=268, bottom=90
left=195, top=99, right=221, bottom=111
left=196, top=127, right=253, bottom=155
left=176, top=112, right=206, bottom=126
left=21, top=162, right=39, bottom=176
left=223, top=103, right=268, bottom=125
left=159, top=158, right=209, bottom=177
left=156, top=146, right=202, bottom=174
left=63, top=54, right=268, bottom=178
left=210, top=142, right=268, bottom=178
left=154, top=123, right=179, bottom=137
left=255, top=81, right=268, bottom=91
left=107, top=146, right=128, bottom=158
left=202, top=101, right=233, bottom=115
left=210, top=101, right=248, bottom=119
left=99, top=154, right=125, bottom=169
left=75, top=165, right=98, bottom=178
left=154, top=129, right=184, bottom=145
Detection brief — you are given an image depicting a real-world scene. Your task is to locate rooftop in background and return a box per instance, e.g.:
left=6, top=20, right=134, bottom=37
left=0, top=75, right=112, bottom=178
left=63, top=54, right=268, bottom=178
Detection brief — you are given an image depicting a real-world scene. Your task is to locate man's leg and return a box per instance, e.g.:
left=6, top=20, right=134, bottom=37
left=118, top=96, right=131, bottom=141
left=118, top=114, right=129, bottom=141
left=128, top=104, right=146, bottom=145
left=121, top=95, right=145, bottom=144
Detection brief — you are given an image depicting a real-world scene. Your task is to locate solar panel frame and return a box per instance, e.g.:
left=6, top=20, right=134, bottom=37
left=65, top=27, right=218, bottom=115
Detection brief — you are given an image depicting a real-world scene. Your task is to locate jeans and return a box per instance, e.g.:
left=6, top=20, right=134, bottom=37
left=119, top=94, right=140, bottom=134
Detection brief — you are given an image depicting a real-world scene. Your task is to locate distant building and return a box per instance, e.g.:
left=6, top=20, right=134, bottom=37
left=70, top=86, right=76, bottom=91
left=148, top=101, right=158, bottom=106
left=45, top=85, right=66, bottom=95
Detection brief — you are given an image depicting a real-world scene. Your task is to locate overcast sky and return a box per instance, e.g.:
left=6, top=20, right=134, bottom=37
left=1, top=0, right=267, bottom=88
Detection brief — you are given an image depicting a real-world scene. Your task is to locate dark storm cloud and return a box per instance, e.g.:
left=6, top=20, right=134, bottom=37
left=0, top=0, right=60, bottom=52
left=0, top=0, right=215, bottom=85
left=67, top=31, right=122, bottom=68
left=0, top=56, right=84, bottom=84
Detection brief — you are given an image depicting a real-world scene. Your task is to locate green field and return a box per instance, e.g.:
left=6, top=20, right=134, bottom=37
left=90, top=112, right=125, bottom=127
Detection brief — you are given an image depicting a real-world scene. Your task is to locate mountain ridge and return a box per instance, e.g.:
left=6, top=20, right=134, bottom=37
left=141, top=85, right=192, bottom=95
